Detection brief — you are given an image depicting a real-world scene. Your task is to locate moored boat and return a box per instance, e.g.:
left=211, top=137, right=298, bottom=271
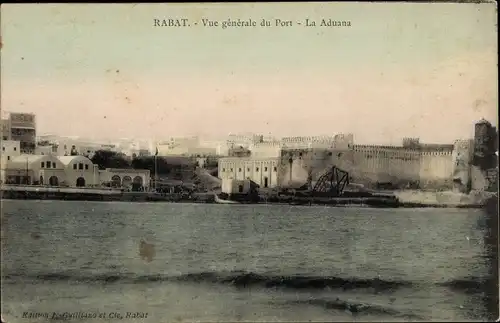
left=214, top=193, right=239, bottom=204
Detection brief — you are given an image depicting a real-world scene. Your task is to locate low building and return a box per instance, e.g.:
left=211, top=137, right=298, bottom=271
left=0, top=155, right=150, bottom=190
left=98, top=168, right=150, bottom=190
left=218, top=157, right=279, bottom=189
left=35, top=145, right=54, bottom=156
left=221, top=178, right=254, bottom=194
left=1, top=140, right=21, bottom=162
left=58, top=155, right=100, bottom=187
left=2, top=155, right=65, bottom=185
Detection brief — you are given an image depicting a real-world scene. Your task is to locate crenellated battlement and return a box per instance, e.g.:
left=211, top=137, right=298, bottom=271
left=453, top=139, right=474, bottom=150
left=220, top=131, right=484, bottom=191
left=353, top=144, right=421, bottom=152
left=251, top=141, right=282, bottom=148
left=282, top=136, right=336, bottom=143
left=280, top=134, right=354, bottom=143
left=352, top=144, right=454, bottom=156
left=420, top=150, right=453, bottom=156
left=402, top=137, right=420, bottom=147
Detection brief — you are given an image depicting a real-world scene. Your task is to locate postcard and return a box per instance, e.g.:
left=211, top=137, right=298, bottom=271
left=1, top=2, right=498, bottom=322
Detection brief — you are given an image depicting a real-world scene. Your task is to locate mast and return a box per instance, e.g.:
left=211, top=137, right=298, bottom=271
left=25, top=156, right=29, bottom=185
left=154, top=146, right=158, bottom=191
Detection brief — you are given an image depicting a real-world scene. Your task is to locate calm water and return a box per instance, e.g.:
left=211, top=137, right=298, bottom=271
left=0, top=200, right=494, bottom=322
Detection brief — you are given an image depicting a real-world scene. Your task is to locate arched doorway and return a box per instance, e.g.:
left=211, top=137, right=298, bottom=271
left=76, top=177, right=85, bottom=187
left=122, top=176, right=132, bottom=188
left=132, top=176, right=144, bottom=191
left=49, top=176, right=59, bottom=186
left=133, top=176, right=143, bottom=186
left=39, top=176, right=44, bottom=185
left=111, top=175, right=121, bottom=188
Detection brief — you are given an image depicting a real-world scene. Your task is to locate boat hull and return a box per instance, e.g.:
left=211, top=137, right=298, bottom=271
left=214, top=194, right=239, bottom=204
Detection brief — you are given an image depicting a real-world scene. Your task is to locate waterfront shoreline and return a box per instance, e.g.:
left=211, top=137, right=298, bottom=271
left=0, top=192, right=485, bottom=209
left=0, top=185, right=490, bottom=209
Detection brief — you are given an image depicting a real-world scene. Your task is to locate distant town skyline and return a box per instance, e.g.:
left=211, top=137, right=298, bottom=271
left=1, top=3, right=497, bottom=145
left=5, top=112, right=496, bottom=147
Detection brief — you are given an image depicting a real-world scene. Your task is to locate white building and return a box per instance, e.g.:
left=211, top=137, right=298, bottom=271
left=0, top=154, right=150, bottom=189
left=157, top=136, right=198, bottom=156
left=221, top=178, right=253, bottom=194
left=226, top=133, right=262, bottom=149
left=58, top=156, right=100, bottom=187
left=1, top=140, right=21, bottom=162
left=114, top=139, right=153, bottom=157
left=36, top=138, right=120, bottom=158
left=156, top=136, right=222, bottom=157
left=249, top=141, right=282, bottom=158
left=35, top=145, right=54, bottom=156
left=98, top=168, right=150, bottom=190
left=2, top=155, right=66, bottom=185
left=280, top=134, right=354, bottom=150
left=218, top=157, right=280, bottom=189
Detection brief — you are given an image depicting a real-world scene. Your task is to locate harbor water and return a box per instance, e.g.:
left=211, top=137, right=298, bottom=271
left=1, top=200, right=495, bottom=322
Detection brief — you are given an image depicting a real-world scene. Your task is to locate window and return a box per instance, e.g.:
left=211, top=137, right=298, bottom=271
left=46, top=161, right=51, bottom=168
left=85, top=164, right=89, bottom=170
left=53, top=163, right=56, bottom=168
left=247, top=168, right=250, bottom=172
left=41, top=162, right=45, bottom=168
left=13, top=147, right=17, bottom=151
left=1, top=147, right=4, bottom=151
left=73, top=164, right=77, bottom=170
left=256, top=167, right=259, bottom=172
left=230, top=168, right=233, bottom=172
left=238, top=168, right=242, bottom=172
left=264, top=167, right=268, bottom=172
left=222, top=168, right=226, bottom=172
left=78, top=163, right=83, bottom=170
left=7, top=156, right=10, bottom=161
left=273, top=167, right=277, bottom=172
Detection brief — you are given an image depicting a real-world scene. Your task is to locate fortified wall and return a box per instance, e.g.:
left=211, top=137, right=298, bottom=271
left=250, top=121, right=496, bottom=192
left=278, top=138, right=470, bottom=190
left=351, top=144, right=423, bottom=187
left=278, top=146, right=354, bottom=188
left=278, top=134, right=354, bottom=188
left=249, top=141, right=282, bottom=158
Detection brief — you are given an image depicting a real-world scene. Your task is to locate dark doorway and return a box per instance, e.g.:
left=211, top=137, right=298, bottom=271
left=111, top=175, right=121, bottom=188
left=49, top=176, right=59, bottom=186
left=76, top=177, right=85, bottom=187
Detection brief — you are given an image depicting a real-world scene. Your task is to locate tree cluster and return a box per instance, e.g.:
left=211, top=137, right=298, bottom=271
left=90, top=150, right=195, bottom=176
left=91, top=150, right=131, bottom=170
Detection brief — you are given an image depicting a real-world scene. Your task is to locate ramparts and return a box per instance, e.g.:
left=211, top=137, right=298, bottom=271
left=278, top=142, right=470, bottom=190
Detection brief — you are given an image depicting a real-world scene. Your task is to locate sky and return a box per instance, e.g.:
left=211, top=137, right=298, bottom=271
left=1, top=3, right=497, bottom=145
